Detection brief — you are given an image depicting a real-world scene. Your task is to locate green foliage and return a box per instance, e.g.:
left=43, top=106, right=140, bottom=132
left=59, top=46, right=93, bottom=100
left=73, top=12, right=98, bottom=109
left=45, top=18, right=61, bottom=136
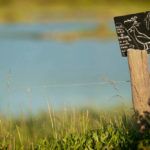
left=0, top=0, right=13, bottom=6
left=0, top=108, right=149, bottom=149
left=0, top=0, right=150, bottom=7
left=0, top=0, right=149, bottom=23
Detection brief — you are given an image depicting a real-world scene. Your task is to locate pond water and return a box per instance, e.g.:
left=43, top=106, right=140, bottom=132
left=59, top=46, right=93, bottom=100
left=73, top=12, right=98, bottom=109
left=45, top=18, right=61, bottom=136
left=0, top=22, right=131, bottom=116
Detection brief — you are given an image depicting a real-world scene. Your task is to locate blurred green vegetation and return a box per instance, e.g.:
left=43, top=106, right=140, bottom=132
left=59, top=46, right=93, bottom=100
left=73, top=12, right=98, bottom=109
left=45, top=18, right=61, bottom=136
left=0, top=107, right=150, bottom=149
left=0, top=0, right=149, bottom=23
left=40, top=23, right=115, bottom=41
left=0, top=0, right=149, bottom=5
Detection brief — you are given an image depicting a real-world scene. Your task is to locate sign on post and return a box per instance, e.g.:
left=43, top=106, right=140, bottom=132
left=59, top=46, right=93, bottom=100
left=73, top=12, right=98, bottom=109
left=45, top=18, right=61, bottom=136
left=114, top=11, right=150, bottom=57
left=114, top=11, right=150, bottom=132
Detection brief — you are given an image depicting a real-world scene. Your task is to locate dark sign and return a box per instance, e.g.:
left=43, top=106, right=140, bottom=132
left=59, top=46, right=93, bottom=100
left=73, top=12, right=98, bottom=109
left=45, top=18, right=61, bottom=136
left=114, top=11, right=150, bottom=57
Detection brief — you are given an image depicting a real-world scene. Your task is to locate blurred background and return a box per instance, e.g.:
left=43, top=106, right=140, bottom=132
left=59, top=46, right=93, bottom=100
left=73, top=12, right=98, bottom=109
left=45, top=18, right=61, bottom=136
left=0, top=0, right=149, bottom=116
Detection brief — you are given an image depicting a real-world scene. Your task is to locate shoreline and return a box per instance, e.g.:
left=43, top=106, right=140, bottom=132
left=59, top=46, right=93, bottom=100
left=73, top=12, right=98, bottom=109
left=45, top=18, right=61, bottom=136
left=0, top=3, right=149, bottom=23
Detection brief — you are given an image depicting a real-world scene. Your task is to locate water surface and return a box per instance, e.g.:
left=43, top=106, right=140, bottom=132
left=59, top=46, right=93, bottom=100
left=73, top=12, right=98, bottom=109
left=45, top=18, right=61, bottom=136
left=0, top=22, right=131, bottom=116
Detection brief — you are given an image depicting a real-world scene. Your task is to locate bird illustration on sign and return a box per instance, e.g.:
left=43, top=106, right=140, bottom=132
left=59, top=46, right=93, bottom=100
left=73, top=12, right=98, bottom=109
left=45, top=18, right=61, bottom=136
left=114, top=11, right=150, bottom=56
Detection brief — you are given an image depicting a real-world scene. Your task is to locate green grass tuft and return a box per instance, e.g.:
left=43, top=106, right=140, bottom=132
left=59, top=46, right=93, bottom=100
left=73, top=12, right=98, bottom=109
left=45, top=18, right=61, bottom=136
left=0, top=107, right=149, bottom=149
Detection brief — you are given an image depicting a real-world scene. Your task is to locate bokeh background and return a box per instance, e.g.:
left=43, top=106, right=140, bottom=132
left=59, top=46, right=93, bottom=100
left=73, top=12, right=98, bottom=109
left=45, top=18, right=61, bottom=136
left=0, top=0, right=149, bottom=116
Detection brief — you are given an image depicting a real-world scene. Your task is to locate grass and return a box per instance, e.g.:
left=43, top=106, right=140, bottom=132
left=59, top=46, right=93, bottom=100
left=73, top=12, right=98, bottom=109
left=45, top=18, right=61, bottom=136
left=0, top=106, right=150, bottom=150
left=0, top=1, right=150, bottom=23
left=40, top=23, right=115, bottom=41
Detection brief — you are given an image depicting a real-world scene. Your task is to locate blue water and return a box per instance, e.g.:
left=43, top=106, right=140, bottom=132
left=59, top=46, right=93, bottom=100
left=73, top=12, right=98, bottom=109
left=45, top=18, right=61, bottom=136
left=0, top=22, right=131, bottom=116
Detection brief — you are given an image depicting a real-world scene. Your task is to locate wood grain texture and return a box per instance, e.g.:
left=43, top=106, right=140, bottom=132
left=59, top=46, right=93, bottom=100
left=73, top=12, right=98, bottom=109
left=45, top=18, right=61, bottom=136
left=127, top=49, right=150, bottom=116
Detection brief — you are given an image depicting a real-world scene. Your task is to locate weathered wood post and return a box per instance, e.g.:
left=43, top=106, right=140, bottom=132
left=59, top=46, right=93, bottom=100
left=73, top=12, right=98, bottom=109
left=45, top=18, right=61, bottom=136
left=128, top=50, right=150, bottom=122
left=114, top=11, right=150, bottom=131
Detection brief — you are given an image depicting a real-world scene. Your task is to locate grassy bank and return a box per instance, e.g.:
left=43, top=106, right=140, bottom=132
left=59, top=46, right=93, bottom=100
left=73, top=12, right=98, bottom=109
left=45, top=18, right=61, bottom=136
left=40, top=23, right=115, bottom=41
left=0, top=1, right=149, bottom=23
left=0, top=107, right=150, bottom=149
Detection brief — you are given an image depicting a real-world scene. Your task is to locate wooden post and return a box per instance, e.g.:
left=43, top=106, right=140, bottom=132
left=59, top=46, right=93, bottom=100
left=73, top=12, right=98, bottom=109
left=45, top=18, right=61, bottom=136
left=127, top=49, right=150, bottom=130
left=114, top=11, right=150, bottom=131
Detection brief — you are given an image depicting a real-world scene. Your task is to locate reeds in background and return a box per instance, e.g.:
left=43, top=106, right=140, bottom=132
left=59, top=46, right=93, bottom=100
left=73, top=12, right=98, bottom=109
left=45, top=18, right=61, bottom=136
left=0, top=0, right=150, bottom=23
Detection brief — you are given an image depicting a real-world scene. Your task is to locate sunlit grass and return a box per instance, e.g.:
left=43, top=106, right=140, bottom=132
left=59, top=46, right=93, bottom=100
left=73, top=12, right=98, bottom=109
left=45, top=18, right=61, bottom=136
left=0, top=106, right=149, bottom=149
left=40, top=23, right=115, bottom=41
left=0, top=1, right=149, bottom=23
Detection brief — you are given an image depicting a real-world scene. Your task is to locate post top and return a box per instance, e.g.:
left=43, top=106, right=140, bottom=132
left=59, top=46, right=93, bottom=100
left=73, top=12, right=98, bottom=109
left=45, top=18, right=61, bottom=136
left=114, top=11, right=150, bottom=57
